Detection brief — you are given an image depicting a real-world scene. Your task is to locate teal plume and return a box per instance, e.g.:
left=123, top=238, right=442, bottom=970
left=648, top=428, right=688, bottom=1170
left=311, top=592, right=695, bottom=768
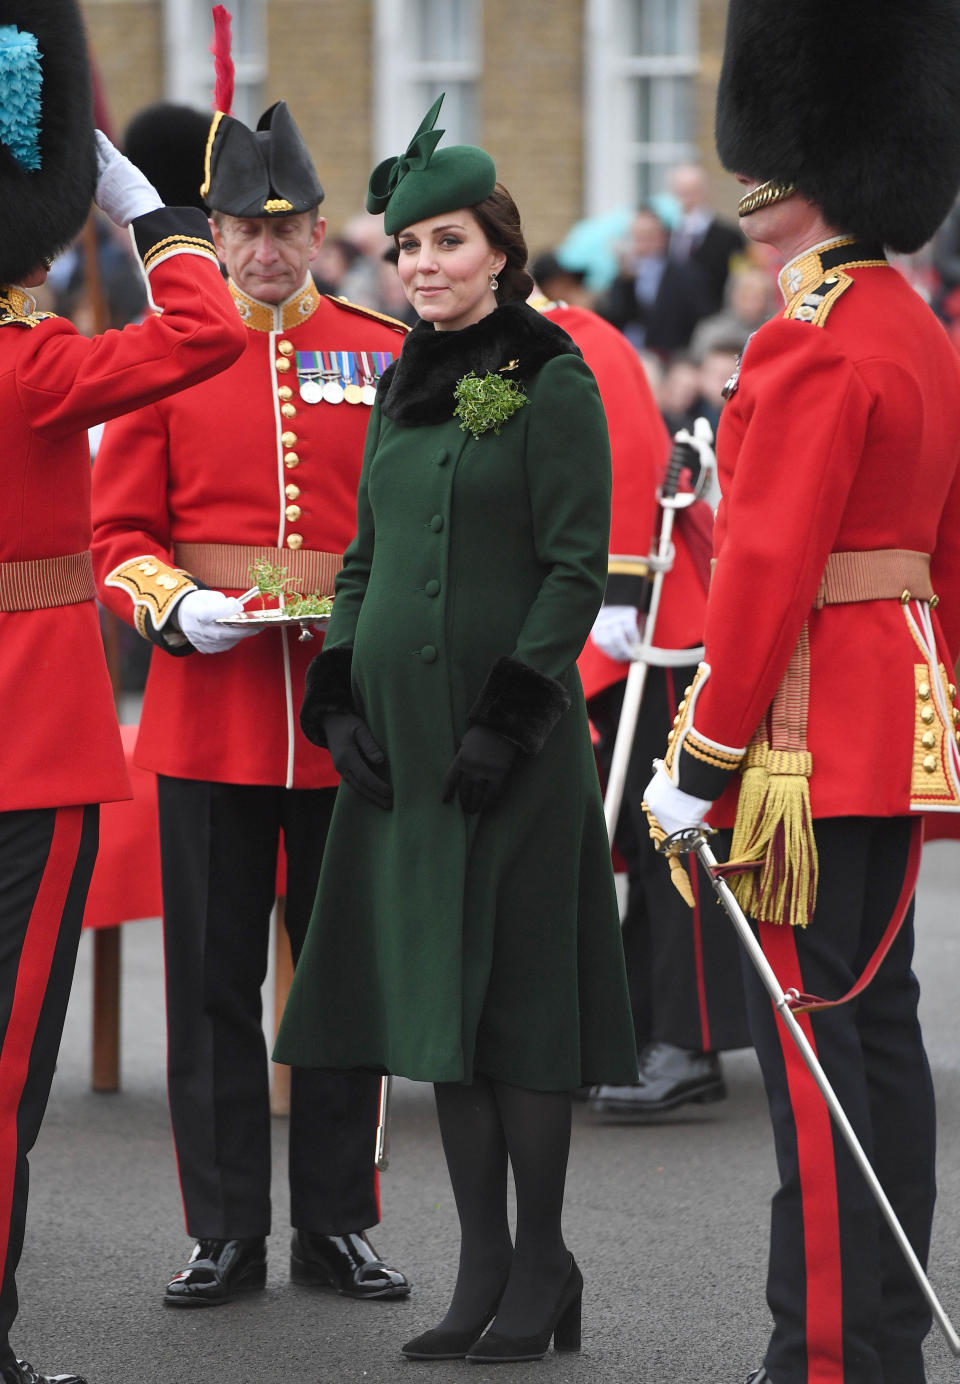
left=0, top=24, right=43, bottom=172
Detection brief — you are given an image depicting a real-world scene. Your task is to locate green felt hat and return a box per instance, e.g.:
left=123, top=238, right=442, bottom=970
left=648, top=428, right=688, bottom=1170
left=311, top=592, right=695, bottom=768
left=366, top=94, right=496, bottom=236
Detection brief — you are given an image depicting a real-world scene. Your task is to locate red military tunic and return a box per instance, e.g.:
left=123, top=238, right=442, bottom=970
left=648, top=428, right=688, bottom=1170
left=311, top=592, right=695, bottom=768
left=0, top=209, right=245, bottom=812
left=537, top=304, right=708, bottom=703
left=91, top=278, right=408, bottom=789
left=668, top=238, right=960, bottom=834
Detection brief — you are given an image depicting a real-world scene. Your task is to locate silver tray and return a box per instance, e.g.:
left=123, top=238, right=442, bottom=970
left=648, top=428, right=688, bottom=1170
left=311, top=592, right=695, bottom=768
left=215, top=609, right=330, bottom=641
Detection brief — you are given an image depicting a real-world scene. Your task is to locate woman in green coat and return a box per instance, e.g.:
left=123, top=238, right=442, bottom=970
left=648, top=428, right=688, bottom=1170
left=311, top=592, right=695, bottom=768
left=274, top=97, right=637, bottom=1364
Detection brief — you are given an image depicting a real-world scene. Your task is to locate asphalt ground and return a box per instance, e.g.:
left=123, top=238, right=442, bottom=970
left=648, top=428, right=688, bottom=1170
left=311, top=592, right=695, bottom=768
left=13, top=844, right=960, bottom=1384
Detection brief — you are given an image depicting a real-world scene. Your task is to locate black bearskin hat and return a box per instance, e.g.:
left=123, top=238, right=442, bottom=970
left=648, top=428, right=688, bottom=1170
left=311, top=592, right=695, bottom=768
left=200, top=101, right=324, bottom=218
left=715, top=0, right=960, bottom=253
left=0, top=0, right=96, bottom=285
left=124, top=102, right=210, bottom=211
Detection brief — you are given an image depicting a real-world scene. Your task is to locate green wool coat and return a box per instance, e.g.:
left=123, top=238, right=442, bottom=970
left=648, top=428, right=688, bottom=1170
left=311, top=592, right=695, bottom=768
left=274, top=304, right=638, bottom=1091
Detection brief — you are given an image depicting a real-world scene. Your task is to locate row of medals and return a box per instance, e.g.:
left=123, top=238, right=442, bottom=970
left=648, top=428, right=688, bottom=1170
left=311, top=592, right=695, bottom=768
left=299, top=372, right=378, bottom=407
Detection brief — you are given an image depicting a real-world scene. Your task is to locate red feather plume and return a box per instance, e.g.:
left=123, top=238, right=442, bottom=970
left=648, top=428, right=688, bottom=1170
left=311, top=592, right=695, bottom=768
left=210, top=5, right=235, bottom=115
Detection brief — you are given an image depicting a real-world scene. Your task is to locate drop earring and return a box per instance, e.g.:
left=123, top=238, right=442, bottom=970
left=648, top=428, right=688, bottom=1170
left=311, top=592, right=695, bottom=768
left=489, top=271, right=499, bottom=291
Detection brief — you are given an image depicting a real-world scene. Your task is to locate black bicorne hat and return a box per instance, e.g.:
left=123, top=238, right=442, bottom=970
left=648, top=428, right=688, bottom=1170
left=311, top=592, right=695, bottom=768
left=715, top=0, right=960, bottom=252
left=124, top=102, right=210, bottom=211
left=200, top=101, right=324, bottom=218
left=0, top=0, right=96, bottom=285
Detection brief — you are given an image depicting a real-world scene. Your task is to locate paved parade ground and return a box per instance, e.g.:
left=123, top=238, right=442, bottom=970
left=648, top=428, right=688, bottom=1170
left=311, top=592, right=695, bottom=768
left=14, top=845, right=960, bottom=1384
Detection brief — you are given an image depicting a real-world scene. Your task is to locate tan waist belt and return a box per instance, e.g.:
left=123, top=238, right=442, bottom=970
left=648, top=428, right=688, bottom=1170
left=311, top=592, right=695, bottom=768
left=814, top=549, right=933, bottom=608
left=173, top=543, right=343, bottom=597
left=0, top=551, right=96, bottom=612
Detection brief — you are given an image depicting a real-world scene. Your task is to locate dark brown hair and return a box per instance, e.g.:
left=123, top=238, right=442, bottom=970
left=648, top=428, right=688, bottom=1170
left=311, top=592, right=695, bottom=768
left=470, top=183, right=534, bottom=305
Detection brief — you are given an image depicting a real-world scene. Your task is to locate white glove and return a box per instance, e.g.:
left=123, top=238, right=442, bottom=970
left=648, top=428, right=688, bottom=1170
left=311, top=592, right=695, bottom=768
left=590, top=605, right=643, bottom=662
left=175, top=590, right=263, bottom=655
left=94, top=130, right=163, bottom=227
left=642, top=761, right=712, bottom=837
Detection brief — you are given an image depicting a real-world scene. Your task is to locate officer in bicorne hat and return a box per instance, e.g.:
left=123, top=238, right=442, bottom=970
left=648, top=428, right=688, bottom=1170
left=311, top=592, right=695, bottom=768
left=0, top=0, right=247, bottom=1378
left=643, top=1, right=960, bottom=1380
left=92, top=54, right=411, bottom=1309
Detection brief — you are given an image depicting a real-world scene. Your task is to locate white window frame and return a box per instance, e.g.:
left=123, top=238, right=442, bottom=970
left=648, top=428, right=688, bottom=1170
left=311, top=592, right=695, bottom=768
left=585, top=0, right=699, bottom=216
left=163, top=0, right=267, bottom=129
left=372, top=0, right=482, bottom=165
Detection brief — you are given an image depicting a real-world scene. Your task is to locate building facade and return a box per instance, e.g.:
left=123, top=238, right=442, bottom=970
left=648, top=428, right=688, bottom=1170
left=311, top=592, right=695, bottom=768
left=83, top=0, right=734, bottom=260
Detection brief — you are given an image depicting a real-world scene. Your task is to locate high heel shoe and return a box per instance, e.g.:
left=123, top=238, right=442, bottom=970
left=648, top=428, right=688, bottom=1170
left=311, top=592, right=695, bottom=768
left=401, top=1291, right=503, bottom=1361
left=465, top=1256, right=583, bottom=1363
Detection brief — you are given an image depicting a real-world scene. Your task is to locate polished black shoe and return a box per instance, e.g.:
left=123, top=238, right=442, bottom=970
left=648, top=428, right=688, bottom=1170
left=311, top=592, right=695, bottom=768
left=465, top=1257, right=582, bottom=1363
left=591, top=1040, right=726, bottom=1117
left=745, top=1371, right=771, bottom=1383
left=164, top=1236, right=267, bottom=1307
left=1, top=1362, right=86, bottom=1384
left=290, top=1230, right=410, bottom=1300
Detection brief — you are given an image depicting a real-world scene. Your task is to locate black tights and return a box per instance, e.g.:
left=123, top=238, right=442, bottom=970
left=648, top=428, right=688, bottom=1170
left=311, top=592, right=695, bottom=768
left=433, top=1076, right=573, bottom=1336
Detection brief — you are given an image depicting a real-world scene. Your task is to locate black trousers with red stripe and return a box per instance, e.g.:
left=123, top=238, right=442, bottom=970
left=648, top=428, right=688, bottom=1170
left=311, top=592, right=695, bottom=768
left=591, top=668, right=750, bottom=1053
left=0, top=804, right=98, bottom=1365
left=725, top=816, right=935, bottom=1384
left=157, top=777, right=380, bottom=1240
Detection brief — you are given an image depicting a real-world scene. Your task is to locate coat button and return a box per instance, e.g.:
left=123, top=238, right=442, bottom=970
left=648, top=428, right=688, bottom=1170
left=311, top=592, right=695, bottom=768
left=434, top=449, right=449, bottom=466
left=420, top=645, right=437, bottom=663
left=275, top=357, right=292, bottom=373
left=923, top=755, right=938, bottom=774
left=425, top=579, right=440, bottom=597
left=281, top=431, right=298, bottom=447
left=922, top=730, right=936, bottom=749
left=918, top=682, right=931, bottom=700
left=285, top=483, right=301, bottom=500
left=286, top=533, right=303, bottom=550
left=278, top=340, right=294, bottom=356
left=278, top=385, right=293, bottom=401
left=281, top=403, right=297, bottom=419
left=921, top=706, right=935, bottom=725
left=286, top=504, right=302, bottom=521
left=430, top=515, right=444, bottom=532
left=284, top=452, right=300, bottom=468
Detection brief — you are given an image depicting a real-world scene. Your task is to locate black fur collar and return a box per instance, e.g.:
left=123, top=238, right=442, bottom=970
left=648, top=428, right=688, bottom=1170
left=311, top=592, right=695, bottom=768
left=377, top=300, right=581, bottom=427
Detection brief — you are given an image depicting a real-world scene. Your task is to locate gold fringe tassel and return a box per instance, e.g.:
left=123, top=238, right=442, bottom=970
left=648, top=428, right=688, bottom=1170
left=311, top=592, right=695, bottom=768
left=727, top=747, right=819, bottom=927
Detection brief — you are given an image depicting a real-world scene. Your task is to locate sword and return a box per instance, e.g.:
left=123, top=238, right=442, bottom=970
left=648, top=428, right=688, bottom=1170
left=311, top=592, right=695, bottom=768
left=374, top=1075, right=392, bottom=1171
left=663, top=825, right=960, bottom=1357
left=603, top=422, right=713, bottom=845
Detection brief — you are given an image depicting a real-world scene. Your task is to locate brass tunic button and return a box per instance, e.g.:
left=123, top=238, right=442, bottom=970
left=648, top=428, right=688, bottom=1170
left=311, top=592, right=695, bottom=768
left=284, top=452, right=300, bottom=469
left=278, top=385, right=293, bottom=401
left=286, top=533, right=303, bottom=550
left=921, top=706, right=935, bottom=725
left=954, top=707, right=960, bottom=724
left=430, top=515, right=444, bottom=533
left=949, top=683, right=957, bottom=700
left=900, top=590, right=911, bottom=605
left=922, top=730, right=937, bottom=749
left=278, top=340, right=294, bottom=356
left=285, top=504, right=302, bottom=521
left=275, top=357, right=292, bottom=373
left=281, top=403, right=297, bottom=419
left=922, top=755, right=938, bottom=774
left=420, top=645, right=438, bottom=664
left=930, top=594, right=940, bottom=609
left=281, top=431, right=298, bottom=447
left=424, top=579, right=440, bottom=597
left=918, top=682, right=931, bottom=700
left=285, top=483, right=301, bottom=500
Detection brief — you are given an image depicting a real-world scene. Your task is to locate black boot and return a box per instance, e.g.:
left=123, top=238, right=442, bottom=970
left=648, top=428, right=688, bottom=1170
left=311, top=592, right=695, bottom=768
left=290, top=1230, right=409, bottom=1299
left=164, top=1236, right=267, bottom=1307
left=1, top=1362, right=87, bottom=1384
left=591, top=1040, right=726, bottom=1116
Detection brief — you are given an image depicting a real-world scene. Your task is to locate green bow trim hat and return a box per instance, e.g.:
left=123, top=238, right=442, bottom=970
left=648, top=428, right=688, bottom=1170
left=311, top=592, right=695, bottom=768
left=367, top=93, right=496, bottom=236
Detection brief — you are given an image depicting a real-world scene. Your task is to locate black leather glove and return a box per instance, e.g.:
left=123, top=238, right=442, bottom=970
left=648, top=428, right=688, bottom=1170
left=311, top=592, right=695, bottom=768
left=441, top=725, right=519, bottom=814
left=323, top=711, right=393, bottom=810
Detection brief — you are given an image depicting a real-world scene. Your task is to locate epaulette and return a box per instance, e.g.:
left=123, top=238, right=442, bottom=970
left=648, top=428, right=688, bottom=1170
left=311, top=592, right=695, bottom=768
left=0, top=287, right=56, bottom=329
left=326, top=295, right=410, bottom=334
left=782, top=270, right=853, bottom=327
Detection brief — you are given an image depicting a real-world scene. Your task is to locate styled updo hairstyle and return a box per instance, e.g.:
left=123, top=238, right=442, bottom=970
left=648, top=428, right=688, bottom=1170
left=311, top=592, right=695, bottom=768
left=471, top=183, right=534, bottom=305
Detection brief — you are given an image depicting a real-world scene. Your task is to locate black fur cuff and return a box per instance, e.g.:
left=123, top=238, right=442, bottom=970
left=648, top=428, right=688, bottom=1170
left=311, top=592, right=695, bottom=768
left=468, top=656, right=571, bottom=755
left=300, top=645, right=354, bottom=748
